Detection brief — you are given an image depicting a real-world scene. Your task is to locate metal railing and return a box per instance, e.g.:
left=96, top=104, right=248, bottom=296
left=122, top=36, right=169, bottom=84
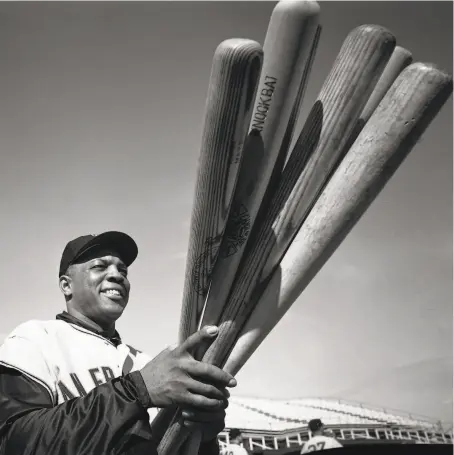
left=218, top=423, right=453, bottom=451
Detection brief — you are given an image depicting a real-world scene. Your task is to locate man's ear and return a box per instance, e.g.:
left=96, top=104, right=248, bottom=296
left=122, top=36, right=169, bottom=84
left=59, top=274, right=73, bottom=298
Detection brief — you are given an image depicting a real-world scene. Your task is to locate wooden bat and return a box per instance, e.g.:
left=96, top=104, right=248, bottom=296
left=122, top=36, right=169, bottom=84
left=224, top=62, right=453, bottom=376
left=206, top=24, right=396, bottom=369
left=196, top=0, right=321, bottom=338
left=177, top=38, right=263, bottom=344
left=158, top=23, right=395, bottom=455
left=360, top=45, right=413, bottom=123
left=252, top=24, right=323, bottom=247
left=151, top=38, right=263, bottom=451
left=338, top=45, right=413, bottom=159
left=159, top=2, right=320, bottom=453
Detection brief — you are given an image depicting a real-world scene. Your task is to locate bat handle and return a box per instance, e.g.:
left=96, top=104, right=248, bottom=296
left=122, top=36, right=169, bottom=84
left=150, top=407, right=180, bottom=446
left=157, top=416, right=191, bottom=455
left=180, top=431, right=203, bottom=455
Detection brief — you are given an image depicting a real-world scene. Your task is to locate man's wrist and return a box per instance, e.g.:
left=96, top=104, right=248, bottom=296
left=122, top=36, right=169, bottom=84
left=127, top=370, right=153, bottom=409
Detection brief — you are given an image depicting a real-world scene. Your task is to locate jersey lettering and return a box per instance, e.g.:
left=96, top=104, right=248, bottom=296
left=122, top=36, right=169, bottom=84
left=307, top=441, right=325, bottom=451
left=58, top=366, right=118, bottom=401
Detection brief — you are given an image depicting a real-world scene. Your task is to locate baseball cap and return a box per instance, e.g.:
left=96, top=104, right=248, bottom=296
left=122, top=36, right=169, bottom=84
left=59, top=231, right=138, bottom=277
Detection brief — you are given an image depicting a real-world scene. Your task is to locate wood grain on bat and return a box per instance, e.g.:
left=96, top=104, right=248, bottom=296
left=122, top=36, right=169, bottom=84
left=337, top=45, right=413, bottom=160
left=159, top=24, right=395, bottom=455
left=160, top=2, right=321, bottom=453
left=224, top=62, right=453, bottom=376
left=177, top=39, right=263, bottom=344
left=255, top=24, right=323, bottom=238
left=203, top=24, right=396, bottom=370
left=197, top=0, right=320, bottom=335
left=361, top=45, right=413, bottom=122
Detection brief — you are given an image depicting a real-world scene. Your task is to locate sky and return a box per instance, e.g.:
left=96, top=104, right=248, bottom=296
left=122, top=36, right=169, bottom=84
left=0, top=1, right=452, bottom=425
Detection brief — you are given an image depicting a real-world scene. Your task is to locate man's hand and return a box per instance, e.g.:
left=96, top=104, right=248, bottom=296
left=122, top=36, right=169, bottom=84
left=181, top=407, right=226, bottom=442
left=140, top=325, right=236, bottom=412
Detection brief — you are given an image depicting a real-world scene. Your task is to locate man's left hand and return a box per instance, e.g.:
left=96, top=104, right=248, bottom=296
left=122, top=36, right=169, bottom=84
left=181, top=406, right=227, bottom=441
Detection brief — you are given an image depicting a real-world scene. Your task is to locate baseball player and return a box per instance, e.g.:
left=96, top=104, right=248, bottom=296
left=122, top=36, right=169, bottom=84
left=0, top=231, right=237, bottom=455
left=300, top=419, right=343, bottom=453
left=221, top=429, right=248, bottom=455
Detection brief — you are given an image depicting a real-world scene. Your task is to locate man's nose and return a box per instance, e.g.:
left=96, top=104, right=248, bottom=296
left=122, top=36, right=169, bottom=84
left=106, top=266, right=124, bottom=281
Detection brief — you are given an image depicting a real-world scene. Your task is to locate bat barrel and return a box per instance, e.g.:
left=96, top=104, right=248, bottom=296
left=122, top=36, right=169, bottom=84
left=249, top=0, right=321, bottom=137
left=334, top=45, right=413, bottom=167
left=360, top=45, right=413, bottom=123
left=200, top=24, right=397, bottom=372
left=196, top=0, right=321, bottom=351
left=163, top=2, right=451, bottom=454
left=224, top=62, right=452, bottom=376
left=178, top=38, right=263, bottom=344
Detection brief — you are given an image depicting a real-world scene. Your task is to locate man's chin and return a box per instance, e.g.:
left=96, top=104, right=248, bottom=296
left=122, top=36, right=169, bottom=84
left=99, top=295, right=128, bottom=317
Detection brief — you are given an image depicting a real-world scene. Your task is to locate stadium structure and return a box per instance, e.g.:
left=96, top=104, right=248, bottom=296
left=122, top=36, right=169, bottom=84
left=215, top=396, right=453, bottom=453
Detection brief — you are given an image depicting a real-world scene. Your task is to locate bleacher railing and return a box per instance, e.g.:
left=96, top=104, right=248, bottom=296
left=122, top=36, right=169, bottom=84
left=218, top=423, right=453, bottom=452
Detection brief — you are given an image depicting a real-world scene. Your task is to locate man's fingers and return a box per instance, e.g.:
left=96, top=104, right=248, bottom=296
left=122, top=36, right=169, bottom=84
left=187, top=381, right=229, bottom=401
left=187, top=360, right=237, bottom=388
left=182, top=419, right=225, bottom=432
left=180, top=392, right=225, bottom=411
left=181, top=408, right=226, bottom=423
left=182, top=409, right=226, bottom=441
left=177, top=326, right=219, bottom=355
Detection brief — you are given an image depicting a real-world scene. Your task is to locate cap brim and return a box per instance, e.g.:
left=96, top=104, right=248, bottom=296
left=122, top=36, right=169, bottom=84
left=73, top=231, right=138, bottom=267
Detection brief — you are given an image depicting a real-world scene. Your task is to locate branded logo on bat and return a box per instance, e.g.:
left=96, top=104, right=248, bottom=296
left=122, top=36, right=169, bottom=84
left=191, top=203, right=251, bottom=296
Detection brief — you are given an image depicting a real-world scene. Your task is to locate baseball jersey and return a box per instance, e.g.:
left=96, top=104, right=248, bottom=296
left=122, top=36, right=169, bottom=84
left=0, top=315, right=153, bottom=408
left=0, top=312, right=219, bottom=455
left=221, top=443, right=249, bottom=455
left=300, top=435, right=343, bottom=453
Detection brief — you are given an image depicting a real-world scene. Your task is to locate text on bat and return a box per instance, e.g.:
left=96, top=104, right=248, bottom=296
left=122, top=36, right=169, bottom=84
left=251, top=76, right=277, bottom=131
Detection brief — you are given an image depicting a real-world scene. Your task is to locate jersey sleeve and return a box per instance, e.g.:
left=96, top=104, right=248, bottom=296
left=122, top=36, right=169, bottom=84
left=0, top=321, right=58, bottom=402
left=0, top=365, right=158, bottom=454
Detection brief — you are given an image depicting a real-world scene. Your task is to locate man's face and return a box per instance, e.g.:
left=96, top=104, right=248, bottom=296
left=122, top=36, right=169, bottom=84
left=62, top=248, right=131, bottom=326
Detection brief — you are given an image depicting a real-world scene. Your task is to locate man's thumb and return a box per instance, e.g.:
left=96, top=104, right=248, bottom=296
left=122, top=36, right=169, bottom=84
left=180, top=326, right=219, bottom=353
left=204, top=326, right=219, bottom=336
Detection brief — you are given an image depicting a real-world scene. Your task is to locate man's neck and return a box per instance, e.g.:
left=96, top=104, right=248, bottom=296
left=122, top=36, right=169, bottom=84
left=66, top=308, right=116, bottom=337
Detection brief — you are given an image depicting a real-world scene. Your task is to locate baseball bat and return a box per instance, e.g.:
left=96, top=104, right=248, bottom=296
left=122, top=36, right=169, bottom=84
left=151, top=38, right=263, bottom=447
left=195, top=0, right=321, bottom=340
left=252, top=24, right=323, bottom=244
left=338, top=45, right=413, bottom=161
left=177, top=39, right=263, bottom=344
left=158, top=24, right=395, bottom=455
left=205, top=24, right=396, bottom=369
left=223, top=62, right=453, bottom=376
left=360, top=45, right=413, bottom=123
left=159, top=2, right=320, bottom=453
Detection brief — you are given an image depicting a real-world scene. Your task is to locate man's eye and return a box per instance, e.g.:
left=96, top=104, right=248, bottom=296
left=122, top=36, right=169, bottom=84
left=92, top=264, right=105, bottom=270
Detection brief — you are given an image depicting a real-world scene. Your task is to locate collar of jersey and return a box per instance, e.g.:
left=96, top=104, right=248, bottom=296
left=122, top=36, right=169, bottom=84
left=56, top=311, right=122, bottom=346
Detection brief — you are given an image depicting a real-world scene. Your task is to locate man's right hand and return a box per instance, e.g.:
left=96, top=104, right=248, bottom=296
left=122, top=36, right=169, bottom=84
left=139, top=325, right=237, bottom=411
